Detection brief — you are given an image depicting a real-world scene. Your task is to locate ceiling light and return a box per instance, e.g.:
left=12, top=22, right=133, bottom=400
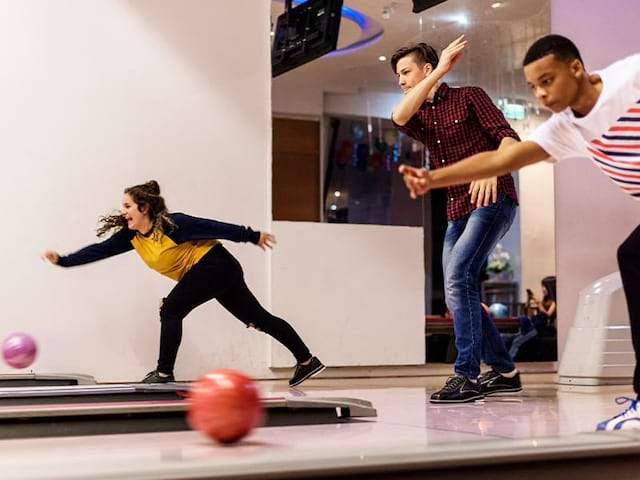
left=455, top=15, right=469, bottom=25
left=378, top=55, right=387, bottom=61
left=491, top=2, right=501, bottom=8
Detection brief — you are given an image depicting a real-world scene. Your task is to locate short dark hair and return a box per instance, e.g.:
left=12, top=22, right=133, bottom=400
left=523, top=34, right=583, bottom=67
left=390, top=43, right=439, bottom=73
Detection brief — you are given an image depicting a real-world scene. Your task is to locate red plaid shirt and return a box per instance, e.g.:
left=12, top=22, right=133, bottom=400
left=394, top=83, right=519, bottom=221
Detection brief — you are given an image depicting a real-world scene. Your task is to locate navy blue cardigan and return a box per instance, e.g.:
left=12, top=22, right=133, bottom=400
left=57, top=212, right=260, bottom=267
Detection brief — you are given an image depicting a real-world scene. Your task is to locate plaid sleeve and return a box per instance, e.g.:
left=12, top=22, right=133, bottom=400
left=467, top=87, right=520, bottom=146
left=391, top=111, right=424, bottom=143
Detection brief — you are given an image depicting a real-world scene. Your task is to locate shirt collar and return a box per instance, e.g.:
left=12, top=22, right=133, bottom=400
left=430, top=82, right=450, bottom=104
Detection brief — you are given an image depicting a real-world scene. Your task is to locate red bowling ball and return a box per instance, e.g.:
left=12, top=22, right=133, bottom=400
left=188, top=369, right=264, bottom=444
left=2, top=332, right=37, bottom=369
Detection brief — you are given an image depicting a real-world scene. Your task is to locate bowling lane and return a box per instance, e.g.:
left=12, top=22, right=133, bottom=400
left=1, top=384, right=640, bottom=480
left=0, top=383, right=376, bottom=440
left=0, top=411, right=495, bottom=480
left=0, top=373, right=97, bottom=387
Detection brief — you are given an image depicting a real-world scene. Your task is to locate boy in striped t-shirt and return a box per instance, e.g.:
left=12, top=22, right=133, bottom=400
left=399, top=34, right=640, bottom=430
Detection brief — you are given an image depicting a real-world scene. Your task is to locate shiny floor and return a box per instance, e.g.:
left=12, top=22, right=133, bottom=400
left=0, top=372, right=638, bottom=480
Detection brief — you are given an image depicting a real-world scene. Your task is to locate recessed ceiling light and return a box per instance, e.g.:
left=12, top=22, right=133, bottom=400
left=378, top=55, right=387, bottom=62
left=455, top=15, right=469, bottom=25
left=491, top=2, right=501, bottom=8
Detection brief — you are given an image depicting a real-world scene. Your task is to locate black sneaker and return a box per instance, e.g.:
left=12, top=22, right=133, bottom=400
left=479, top=369, right=522, bottom=396
left=430, top=375, right=484, bottom=403
left=289, top=356, right=325, bottom=387
left=141, top=370, right=175, bottom=384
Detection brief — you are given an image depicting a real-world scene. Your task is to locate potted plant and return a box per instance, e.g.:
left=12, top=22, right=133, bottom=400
left=486, top=243, right=513, bottom=281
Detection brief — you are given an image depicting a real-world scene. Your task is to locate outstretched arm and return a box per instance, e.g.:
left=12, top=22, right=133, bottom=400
left=170, top=212, right=262, bottom=245
left=400, top=141, right=550, bottom=199
left=171, top=213, right=277, bottom=251
left=43, top=229, right=135, bottom=267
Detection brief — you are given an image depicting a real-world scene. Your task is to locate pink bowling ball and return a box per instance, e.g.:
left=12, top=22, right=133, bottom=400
left=2, top=332, right=37, bottom=369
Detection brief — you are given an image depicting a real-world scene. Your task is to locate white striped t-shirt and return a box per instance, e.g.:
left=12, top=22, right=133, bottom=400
left=530, top=54, right=640, bottom=199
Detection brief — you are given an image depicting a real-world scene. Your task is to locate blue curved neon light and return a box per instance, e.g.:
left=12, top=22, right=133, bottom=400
left=273, top=1, right=384, bottom=56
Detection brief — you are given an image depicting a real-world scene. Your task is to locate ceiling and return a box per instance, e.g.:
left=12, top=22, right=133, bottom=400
left=271, top=0, right=550, bottom=101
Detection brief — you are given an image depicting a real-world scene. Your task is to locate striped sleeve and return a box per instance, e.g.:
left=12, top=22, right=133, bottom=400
left=586, top=100, right=640, bottom=198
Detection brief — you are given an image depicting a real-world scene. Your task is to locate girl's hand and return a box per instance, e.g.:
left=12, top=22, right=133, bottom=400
left=41, top=250, right=60, bottom=265
left=257, top=232, right=276, bottom=251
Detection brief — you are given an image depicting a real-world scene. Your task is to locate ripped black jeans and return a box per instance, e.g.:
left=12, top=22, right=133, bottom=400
left=157, top=244, right=311, bottom=373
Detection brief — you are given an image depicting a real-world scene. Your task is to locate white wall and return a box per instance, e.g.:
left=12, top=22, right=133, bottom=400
left=519, top=161, right=556, bottom=299
left=272, top=78, right=324, bottom=117
left=0, top=0, right=273, bottom=382
left=551, top=0, right=640, bottom=355
left=271, top=222, right=425, bottom=367
left=517, top=113, right=556, bottom=301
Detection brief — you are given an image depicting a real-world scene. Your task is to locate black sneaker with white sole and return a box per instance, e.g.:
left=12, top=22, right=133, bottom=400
left=141, top=370, right=175, bottom=384
left=479, top=369, right=522, bottom=396
left=289, top=356, right=325, bottom=387
left=430, top=375, right=484, bottom=403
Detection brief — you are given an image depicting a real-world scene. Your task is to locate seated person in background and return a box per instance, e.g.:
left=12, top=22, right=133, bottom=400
left=508, top=276, right=557, bottom=359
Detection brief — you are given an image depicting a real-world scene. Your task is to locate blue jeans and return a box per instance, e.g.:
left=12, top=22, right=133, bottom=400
left=442, top=193, right=517, bottom=378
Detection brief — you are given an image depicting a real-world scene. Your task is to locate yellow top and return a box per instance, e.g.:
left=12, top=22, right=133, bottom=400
left=131, top=229, right=219, bottom=281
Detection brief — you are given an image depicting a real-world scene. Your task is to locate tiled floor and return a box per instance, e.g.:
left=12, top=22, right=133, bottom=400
left=0, top=374, right=638, bottom=480
left=265, top=375, right=635, bottom=440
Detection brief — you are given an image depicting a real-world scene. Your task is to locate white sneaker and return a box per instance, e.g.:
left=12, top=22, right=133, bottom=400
left=597, top=397, right=640, bottom=431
